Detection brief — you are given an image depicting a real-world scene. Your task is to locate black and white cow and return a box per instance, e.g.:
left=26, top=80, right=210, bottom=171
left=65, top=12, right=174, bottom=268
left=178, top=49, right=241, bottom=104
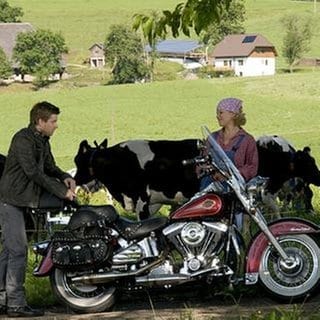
left=74, top=136, right=320, bottom=219
left=257, top=135, right=320, bottom=216
left=74, top=139, right=200, bottom=219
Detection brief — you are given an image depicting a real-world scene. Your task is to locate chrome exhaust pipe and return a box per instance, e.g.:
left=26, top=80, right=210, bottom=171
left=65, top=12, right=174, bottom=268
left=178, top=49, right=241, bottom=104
left=72, top=270, right=136, bottom=284
left=71, top=258, right=163, bottom=285
left=135, top=274, right=190, bottom=286
left=71, top=261, right=232, bottom=286
left=73, top=272, right=190, bottom=286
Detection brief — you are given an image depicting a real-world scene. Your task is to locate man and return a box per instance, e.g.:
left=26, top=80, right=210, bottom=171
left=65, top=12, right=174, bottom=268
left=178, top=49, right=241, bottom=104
left=0, top=101, right=76, bottom=317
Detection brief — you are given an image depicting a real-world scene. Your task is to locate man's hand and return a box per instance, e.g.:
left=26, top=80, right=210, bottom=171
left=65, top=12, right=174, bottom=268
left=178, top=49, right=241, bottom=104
left=65, top=189, right=76, bottom=201
left=64, top=177, right=76, bottom=192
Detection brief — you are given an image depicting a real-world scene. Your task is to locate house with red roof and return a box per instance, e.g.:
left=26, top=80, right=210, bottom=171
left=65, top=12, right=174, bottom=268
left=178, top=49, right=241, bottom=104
left=212, top=34, right=277, bottom=77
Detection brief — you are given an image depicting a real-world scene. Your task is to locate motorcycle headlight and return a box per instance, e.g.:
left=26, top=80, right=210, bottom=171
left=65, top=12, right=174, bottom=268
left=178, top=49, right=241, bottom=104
left=246, top=176, right=269, bottom=196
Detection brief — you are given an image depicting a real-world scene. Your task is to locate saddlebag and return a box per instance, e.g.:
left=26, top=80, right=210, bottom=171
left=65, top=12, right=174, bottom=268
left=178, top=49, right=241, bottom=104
left=51, top=205, right=118, bottom=269
left=51, top=231, right=112, bottom=269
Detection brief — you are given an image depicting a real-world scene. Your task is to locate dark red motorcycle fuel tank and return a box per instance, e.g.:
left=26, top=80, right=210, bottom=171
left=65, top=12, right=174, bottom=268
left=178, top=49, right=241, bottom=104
left=170, top=194, right=224, bottom=220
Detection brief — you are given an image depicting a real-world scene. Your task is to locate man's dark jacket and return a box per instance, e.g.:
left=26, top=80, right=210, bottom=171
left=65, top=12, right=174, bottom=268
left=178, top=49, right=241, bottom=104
left=0, top=125, right=70, bottom=208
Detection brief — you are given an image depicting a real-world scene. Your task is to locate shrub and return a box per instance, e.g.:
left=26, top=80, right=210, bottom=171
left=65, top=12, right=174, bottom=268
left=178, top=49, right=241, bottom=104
left=0, top=47, right=12, bottom=80
left=197, top=66, right=235, bottom=78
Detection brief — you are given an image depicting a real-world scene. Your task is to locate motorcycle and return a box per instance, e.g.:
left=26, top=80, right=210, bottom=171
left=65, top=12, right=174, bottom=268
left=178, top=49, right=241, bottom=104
left=32, top=126, right=320, bottom=313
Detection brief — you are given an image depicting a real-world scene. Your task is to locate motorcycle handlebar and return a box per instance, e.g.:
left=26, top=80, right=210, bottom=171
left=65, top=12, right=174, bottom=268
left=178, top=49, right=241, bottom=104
left=182, top=155, right=210, bottom=166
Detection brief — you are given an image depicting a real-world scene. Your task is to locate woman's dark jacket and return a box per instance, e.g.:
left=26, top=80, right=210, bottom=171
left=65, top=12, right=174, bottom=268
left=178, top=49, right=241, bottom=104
left=0, top=125, right=70, bottom=208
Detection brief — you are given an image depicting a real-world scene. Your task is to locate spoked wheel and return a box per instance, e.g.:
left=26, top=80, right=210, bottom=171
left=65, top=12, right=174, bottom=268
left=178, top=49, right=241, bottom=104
left=50, top=268, right=116, bottom=313
left=259, top=234, right=320, bottom=301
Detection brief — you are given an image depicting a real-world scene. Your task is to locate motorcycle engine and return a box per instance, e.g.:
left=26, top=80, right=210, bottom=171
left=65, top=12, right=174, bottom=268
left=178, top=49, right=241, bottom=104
left=180, top=222, right=206, bottom=247
left=163, top=221, right=228, bottom=273
left=111, top=233, right=159, bottom=271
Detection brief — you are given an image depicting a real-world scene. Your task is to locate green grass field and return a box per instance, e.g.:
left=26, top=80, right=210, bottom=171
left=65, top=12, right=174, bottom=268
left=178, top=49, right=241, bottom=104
left=8, top=0, right=320, bottom=66
left=9, top=0, right=180, bottom=62
left=246, top=0, right=320, bottom=66
left=1, top=70, right=320, bottom=169
left=2, top=0, right=320, bottom=202
left=3, top=0, right=317, bottom=165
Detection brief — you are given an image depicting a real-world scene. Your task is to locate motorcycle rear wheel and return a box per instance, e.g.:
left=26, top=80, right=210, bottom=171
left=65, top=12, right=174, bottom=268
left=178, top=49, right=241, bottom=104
left=50, top=268, right=116, bottom=313
left=259, top=234, right=320, bottom=301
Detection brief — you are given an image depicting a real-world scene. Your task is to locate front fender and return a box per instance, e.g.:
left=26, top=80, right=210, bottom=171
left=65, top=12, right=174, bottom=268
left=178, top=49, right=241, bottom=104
left=245, top=218, right=320, bottom=274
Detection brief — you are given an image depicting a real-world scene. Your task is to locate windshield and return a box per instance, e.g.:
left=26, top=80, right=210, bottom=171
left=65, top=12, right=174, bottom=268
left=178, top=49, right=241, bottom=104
left=201, top=126, right=246, bottom=191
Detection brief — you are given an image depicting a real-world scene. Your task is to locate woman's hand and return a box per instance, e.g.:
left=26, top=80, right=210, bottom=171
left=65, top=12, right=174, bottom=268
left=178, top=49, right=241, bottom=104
left=213, top=172, right=226, bottom=181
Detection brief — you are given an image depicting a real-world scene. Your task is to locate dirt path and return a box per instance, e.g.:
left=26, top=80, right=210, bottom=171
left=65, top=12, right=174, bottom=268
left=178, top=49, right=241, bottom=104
left=3, top=289, right=320, bottom=320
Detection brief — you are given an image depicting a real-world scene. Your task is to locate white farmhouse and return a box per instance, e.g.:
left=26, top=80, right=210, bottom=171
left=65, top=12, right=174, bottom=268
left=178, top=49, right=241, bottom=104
left=212, top=34, right=277, bottom=77
left=89, top=43, right=105, bottom=68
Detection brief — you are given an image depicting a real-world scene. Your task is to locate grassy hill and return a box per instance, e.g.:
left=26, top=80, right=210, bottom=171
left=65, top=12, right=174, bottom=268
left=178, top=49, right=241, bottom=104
left=2, top=1, right=320, bottom=207
left=1, top=70, right=320, bottom=170
left=245, top=0, right=320, bottom=67
left=9, top=0, right=320, bottom=66
left=2, top=0, right=320, bottom=170
left=9, top=0, right=180, bottom=62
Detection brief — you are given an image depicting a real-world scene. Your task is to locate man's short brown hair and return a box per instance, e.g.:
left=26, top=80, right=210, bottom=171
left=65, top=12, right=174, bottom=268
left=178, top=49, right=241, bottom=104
left=30, top=101, right=60, bottom=125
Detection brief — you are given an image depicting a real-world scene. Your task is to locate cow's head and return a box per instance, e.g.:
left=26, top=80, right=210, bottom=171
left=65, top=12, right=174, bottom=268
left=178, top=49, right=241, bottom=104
left=74, top=139, right=108, bottom=185
left=294, top=147, right=320, bottom=186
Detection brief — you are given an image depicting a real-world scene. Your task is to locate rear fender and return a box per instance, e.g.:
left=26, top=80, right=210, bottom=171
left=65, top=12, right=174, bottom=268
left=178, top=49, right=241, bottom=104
left=246, top=218, right=320, bottom=274
left=33, top=247, right=53, bottom=277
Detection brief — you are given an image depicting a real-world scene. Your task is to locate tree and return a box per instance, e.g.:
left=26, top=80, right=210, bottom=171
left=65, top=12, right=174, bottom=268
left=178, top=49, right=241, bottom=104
left=0, top=0, right=23, bottom=22
left=104, top=24, right=149, bottom=84
left=282, top=15, right=313, bottom=73
left=132, top=0, right=232, bottom=45
left=13, top=29, right=68, bottom=86
left=200, top=0, right=245, bottom=48
left=111, top=56, right=150, bottom=84
left=0, top=47, right=12, bottom=81
left=133, top=11, right=164, bottom=80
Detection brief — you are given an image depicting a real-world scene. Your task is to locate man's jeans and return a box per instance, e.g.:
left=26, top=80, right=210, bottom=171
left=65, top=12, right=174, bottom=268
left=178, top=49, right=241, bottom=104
left=0, top=202, right=27, bottom=307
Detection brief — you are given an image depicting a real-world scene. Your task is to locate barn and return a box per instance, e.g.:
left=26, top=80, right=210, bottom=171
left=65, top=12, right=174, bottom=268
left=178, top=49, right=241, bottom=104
left=145, top=39, right=206, bottom=69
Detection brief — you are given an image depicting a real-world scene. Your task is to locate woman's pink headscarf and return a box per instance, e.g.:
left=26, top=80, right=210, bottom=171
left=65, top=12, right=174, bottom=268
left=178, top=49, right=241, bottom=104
left=217, top=98, right=243, bottom=113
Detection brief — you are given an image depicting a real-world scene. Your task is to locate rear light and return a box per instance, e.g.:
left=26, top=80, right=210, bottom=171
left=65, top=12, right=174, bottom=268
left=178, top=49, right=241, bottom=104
left=32, top=241, right=50, bottom=256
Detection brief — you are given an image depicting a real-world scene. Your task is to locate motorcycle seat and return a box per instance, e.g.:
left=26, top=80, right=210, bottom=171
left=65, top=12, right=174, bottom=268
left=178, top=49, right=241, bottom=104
left=68, top=205, right=119, bottom=230
left=114, top=216, right=167, bottom=241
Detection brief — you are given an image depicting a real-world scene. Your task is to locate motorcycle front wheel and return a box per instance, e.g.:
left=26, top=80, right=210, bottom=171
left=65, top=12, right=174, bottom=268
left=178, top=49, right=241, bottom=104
left=50, top=268, right=116, bottom=313
left=259, top=234, right=320, bottom=301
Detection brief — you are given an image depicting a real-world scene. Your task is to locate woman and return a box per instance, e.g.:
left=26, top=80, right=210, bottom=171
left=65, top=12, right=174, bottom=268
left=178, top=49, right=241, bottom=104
left=200, top=97, right=258, bottom=190
left=200, top=97, right=258, bottom=229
